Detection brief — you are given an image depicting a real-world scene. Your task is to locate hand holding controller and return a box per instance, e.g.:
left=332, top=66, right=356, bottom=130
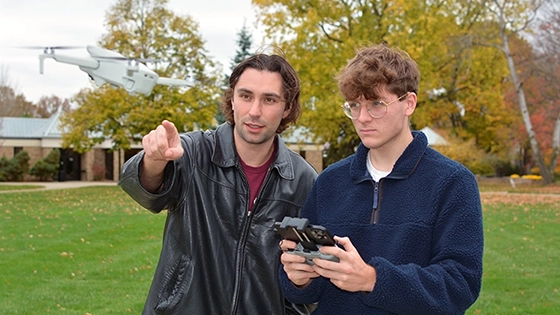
left=274, top=216, right=340, bottom=265
left=288, top=243, right=339, bottom=265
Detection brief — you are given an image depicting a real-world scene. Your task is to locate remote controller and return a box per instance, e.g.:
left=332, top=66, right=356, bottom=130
left=287, top=243, right=339, bottom=265
left=274, top=216, right=340, bottom=265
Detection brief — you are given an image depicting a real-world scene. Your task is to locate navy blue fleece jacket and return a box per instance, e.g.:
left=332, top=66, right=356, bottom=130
left=279, top=131, right=483, bottom=314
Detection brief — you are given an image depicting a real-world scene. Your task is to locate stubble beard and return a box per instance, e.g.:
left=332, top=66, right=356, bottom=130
left=236, top=121, right=276, bottom=146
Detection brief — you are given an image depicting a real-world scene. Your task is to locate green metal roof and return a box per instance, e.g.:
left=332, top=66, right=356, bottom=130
left=0, top=110, right=64, bottom=139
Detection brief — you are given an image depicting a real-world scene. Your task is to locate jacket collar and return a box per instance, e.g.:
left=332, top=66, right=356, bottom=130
left=351, top=131, right=428, bottom=181
left=212, top=123, right=295, bottom=180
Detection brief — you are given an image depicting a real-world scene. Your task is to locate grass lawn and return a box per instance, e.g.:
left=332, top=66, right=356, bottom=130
left=0, top=182, right=559, bottom=314
left=468, top=185, right=560, bottom=314
left=0, top=186, right=165, bottom=314
left=0, top=184, right=44, bottom=191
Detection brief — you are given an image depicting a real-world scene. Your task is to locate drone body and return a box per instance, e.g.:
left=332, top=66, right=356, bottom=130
left=38, top=45, right=194, bottom=95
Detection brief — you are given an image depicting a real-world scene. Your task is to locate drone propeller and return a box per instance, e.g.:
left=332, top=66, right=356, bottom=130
left=20, top=45, right=84, bottom=49
left=18, top=46, right=85, bottom=53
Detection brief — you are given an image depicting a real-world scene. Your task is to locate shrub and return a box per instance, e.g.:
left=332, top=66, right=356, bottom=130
left=29, top=149, right=61, bottom=181
left=0, top=151, right=30, bottom=181
left=521, top=174, right=542, bottom=181
left=433, top=138, right=494, bottom=176
left=0, top=156, right=9, bottom=181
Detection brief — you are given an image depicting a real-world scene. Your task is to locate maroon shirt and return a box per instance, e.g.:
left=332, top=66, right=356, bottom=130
left=240, top=150, right=275, bottom=211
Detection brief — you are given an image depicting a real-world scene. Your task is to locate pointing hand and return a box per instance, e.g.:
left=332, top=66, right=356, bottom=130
left=142, top=120, right=184, bottom=163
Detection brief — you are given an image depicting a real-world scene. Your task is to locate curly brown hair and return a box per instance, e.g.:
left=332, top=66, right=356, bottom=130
left=220, top=51, right=301, bottom=134
left=336, top=43, right=420, bottom=101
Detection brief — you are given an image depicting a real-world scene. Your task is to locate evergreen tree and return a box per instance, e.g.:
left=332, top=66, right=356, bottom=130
left=230, top=21, right=254, bottom=71
left=217, top=21, right=254, bottom=124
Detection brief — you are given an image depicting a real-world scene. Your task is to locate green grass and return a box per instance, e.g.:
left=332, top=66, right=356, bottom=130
left=1, top=184, right=559, bottom=314
left=467, top=200, right=560, bottom=314
left=0, top=184, right=44, bottom=191
left=0, top=186, right=165, bottom=314
left=467, top=182, right=560, bottom=314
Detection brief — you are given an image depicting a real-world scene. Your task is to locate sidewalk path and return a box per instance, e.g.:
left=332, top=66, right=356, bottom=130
left=0, top=181, right=118, bottom=193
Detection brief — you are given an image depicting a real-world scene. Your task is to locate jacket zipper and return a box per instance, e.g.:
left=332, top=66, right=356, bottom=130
left=230, top=166, right=272, bottom=314
left=230, top=165, right=251, bottom=314
left=371, top=180, right=380, bottom=224
left=250, top=168, right=271, bottom=215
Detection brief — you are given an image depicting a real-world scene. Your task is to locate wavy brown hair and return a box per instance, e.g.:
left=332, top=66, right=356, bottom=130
left=220, top=49, right=301, bottom=134
left=336, top=43, right=420, bottom=101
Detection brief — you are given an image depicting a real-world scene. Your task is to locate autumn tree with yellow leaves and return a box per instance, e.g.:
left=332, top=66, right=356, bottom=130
left=251, top=0, right=527, bottom=171
left=61, top=0, right=222, bottom=152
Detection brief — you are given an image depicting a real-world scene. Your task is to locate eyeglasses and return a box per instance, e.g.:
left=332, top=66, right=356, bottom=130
left=341, top=92, right=410, bottom=119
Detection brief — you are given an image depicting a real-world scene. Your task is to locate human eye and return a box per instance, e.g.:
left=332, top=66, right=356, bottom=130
left=347, top=102, right=360, bottom=109
left=238, top=93, right=252, bottom=102
left=263, top=97, right=279, bottom=105
left=371, top=101, right=385, bottom=108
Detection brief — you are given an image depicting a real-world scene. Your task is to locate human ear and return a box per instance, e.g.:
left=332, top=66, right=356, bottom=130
left=405, top=92, right=417, bottom=115
left=282, top=105, right=291, bottom=119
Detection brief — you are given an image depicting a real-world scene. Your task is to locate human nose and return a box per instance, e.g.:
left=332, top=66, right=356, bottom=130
left=356, top=103, right=372, bottom=121
left=247, top=99, right=263, bottom=117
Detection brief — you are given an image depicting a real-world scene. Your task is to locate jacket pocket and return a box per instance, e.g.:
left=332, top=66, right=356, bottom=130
left=154, top=254, right=193, bottom=314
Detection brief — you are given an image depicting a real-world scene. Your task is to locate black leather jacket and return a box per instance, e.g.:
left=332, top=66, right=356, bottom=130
left=119, top=123, right=317, bottom=315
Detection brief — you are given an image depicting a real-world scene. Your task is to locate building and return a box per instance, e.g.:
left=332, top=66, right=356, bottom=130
left=0, top=112, right=324, bottom=182
left=419, top=126, right=449, bottom=146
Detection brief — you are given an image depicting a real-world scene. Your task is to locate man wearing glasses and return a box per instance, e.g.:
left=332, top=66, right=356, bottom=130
left=278, top=43, right=483, bottom=314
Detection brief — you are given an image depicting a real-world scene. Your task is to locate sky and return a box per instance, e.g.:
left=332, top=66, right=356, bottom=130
left=0, top=0, right=263, bottom=103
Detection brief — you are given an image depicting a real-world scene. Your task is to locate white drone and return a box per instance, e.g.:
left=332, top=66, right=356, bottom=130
left=37, top=45, right=195, bottom=95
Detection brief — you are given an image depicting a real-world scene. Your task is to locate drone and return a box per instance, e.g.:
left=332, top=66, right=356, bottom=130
left=37, top=45, right=195, bottom=96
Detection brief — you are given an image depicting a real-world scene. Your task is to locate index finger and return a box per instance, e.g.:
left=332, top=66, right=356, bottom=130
left=161, top=120, right=178, bottom=137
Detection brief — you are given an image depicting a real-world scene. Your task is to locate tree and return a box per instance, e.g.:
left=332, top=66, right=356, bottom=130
left=60, top=0, right=222, bottom=152
left=253, top=0, right=512, bottom=167
left=0, top=65, right=34, bottom=117
left=0, top=67, right=34, bottom=149
left=32, top=95, right=72, bottom=118
left=484, top=0, right=556, bottom=183
left=532, top=4, right=560, bottom=176
left=502, top=32, right=560, bottom=178
left=216, top=21, right=255, bottom=124
left=231, top=21, right=254, bottom=71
